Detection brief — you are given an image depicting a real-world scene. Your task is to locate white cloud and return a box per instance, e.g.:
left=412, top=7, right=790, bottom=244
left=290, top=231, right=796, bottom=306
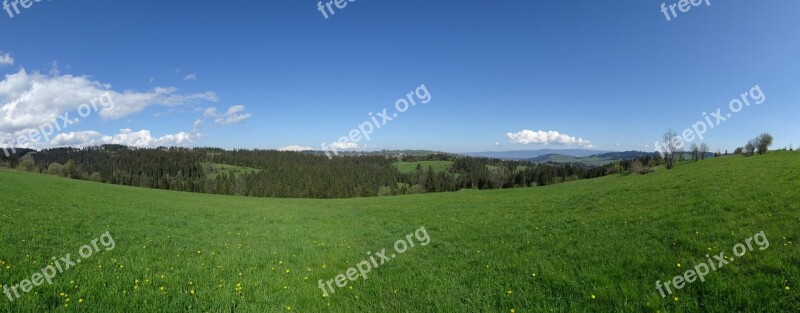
left=329, top=141, right=358, bottom=150
left=193, top=119, right=202, bottom=129
left=184, top=74, right=197, bottom=81
left=50, top=129, right=193, bottom=148
left=203, top=105, right=252, bottom=125
left=0, top=68, right=217, bottom=150
left=203, top=107, right=217, bottom=118
left=48, top=61, right=60, bottom=76
left=278, top=145, right=313, bottom=152
left=0, top=69, right=217, bottom=132
left=48, top=131, right=104, bottom=147
left=505, top=129, right=593, bottom=148
left=0, top=53, right=13, bottom=66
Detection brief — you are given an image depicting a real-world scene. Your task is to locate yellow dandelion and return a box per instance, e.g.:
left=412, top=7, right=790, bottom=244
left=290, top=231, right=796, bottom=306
left=190, top=289, right=195, bottom=295
left=507, top=290, right=512, bottom=295
left=676, top=263, right=681, bottom=268
left=674, top=297, right=679, bottom=301
left=285, top=269, right=290, bottom=274
left=78, top=299, right=84, bottom=304
left=531, top=273, right=536, bottom=277
left=287, top=306, right=292, bottom=311
left=511, top=309, right=515, bottom=313
left=591, top=294, right=596, bottom=299
left=785, top=286, right=790, bottom=290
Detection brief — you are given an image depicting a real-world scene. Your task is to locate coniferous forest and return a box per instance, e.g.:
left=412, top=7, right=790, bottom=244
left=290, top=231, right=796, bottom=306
left=0, top=145, right=630, bottom=198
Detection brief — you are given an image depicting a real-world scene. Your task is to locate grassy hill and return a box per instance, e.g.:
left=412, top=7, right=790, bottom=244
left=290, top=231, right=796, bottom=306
left=0, top=152, right=798, bottom=312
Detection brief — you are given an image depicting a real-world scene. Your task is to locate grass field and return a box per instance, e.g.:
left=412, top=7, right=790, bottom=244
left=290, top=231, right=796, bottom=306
left=0, top=152, right=798, bottom=312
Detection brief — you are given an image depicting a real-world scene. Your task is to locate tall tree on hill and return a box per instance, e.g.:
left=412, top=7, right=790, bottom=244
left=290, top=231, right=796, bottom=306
left=662, top=129, right=679, bottom=169
left=755, top=133, right=773, bottom=155
left=690, top=143, right=699, bottom=161
left=699, top=143, right=709, bottom=160
left=744, top=140, right=756, bottom=156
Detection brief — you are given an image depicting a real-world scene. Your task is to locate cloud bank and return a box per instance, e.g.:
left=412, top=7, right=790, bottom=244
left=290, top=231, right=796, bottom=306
left=506, top=130, right=593, bottom=148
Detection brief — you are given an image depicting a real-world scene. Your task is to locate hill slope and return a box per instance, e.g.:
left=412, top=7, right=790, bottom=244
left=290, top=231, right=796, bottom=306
left=0, top=152, right=798, bottom=311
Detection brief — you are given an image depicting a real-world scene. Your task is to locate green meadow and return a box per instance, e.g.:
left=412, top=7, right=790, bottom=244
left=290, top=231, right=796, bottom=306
left=0, top=152, right=798, bottom=312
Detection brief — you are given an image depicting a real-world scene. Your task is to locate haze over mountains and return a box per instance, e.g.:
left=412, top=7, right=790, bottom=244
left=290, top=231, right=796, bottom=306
left=463, top=149, right=615, bottom=159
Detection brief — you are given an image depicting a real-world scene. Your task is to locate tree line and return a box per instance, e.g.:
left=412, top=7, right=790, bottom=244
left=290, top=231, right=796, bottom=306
left=1, top=145, right=626, bottom=198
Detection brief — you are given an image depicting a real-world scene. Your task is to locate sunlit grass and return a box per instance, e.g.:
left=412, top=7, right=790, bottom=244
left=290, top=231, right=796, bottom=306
left=0, top=152, right=798, bottom=311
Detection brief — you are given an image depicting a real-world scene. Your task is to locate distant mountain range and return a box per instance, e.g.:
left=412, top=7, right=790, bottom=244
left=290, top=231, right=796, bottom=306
left=527, top=151, right=659, bottom=166
left=463, top=149, right=613, bottom=159
left=462, top=150, right=664, bottom=166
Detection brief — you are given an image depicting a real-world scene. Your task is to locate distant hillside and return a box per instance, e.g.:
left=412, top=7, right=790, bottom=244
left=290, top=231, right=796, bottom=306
left=463, top=149, right=611, bottom=160
left=529, top=151, right=658, bottom=166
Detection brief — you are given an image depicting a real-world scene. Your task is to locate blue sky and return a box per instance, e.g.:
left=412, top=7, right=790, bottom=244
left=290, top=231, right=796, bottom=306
left=1, top=0, right=798, bottom=154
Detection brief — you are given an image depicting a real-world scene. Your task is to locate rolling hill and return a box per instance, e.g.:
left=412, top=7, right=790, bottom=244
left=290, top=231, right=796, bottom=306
left=0, top=152, right=797, bottom=311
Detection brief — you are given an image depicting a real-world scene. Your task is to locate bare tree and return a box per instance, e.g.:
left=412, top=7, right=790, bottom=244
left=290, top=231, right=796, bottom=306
left=744, top=140, right=756, bottom=156
left=690, top=143, right=699, bottom=161
left=661, top=129, right=679, bottom=169
left=699, top=143, right=709, bottom=160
